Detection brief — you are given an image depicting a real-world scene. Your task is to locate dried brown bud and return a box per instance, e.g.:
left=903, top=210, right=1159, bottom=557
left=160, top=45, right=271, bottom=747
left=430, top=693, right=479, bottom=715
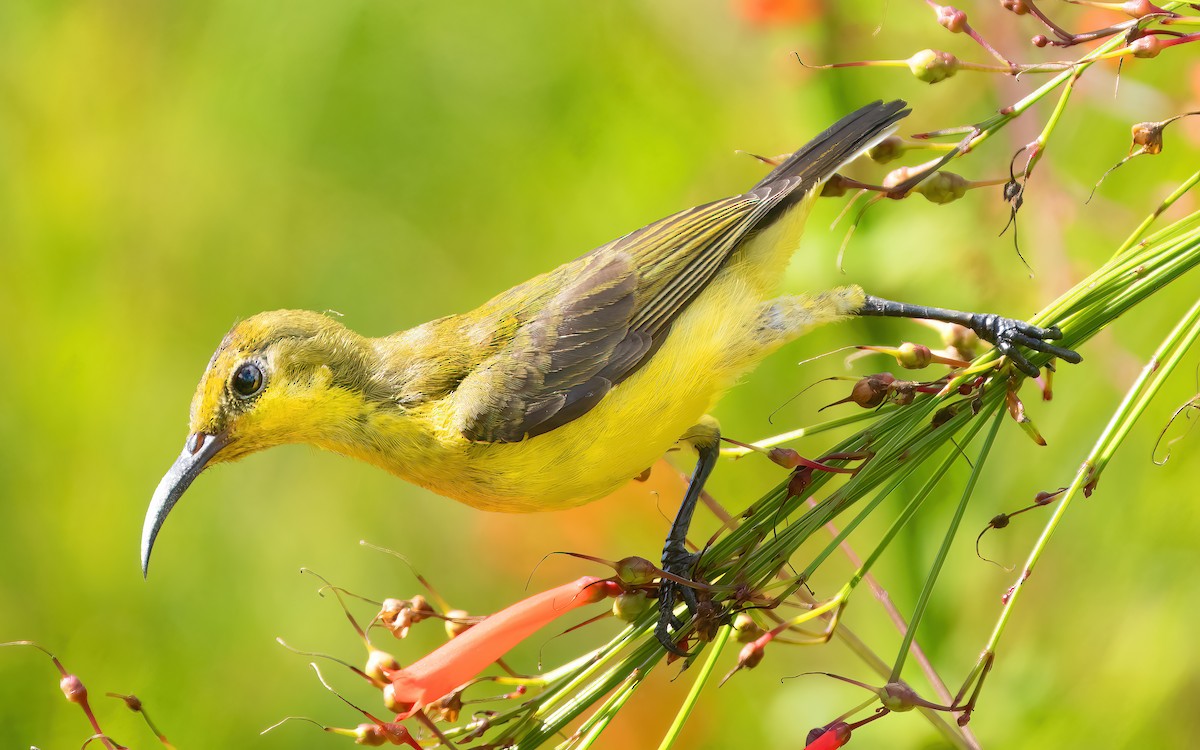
left=1131, top=121, right=1164, bottom=155
left=906, top=49, right=959, bottom=83
left=427, top=690, right=464, bottom=723
left=850, top=372, right=896, bottom=408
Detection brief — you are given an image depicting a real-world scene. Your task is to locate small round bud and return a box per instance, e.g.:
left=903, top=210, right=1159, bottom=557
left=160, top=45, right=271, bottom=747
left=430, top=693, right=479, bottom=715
left=1123, top=0, right=1158, bottom=18
left=444, top=609, right=473, bottom=639
left=60, top=674, right=86, bottom=704
left=612, top=590, right=652, bottom=622
left=850, top=372, right=895, bottom=409
left=365, top=648, right=401, bottom=683
left=1002, top=0, right=1029, bottom=14
left=989, top=513, right=1010, bottom=530
left=880, top=681, right=921, bottom=712
left=867, top=135, right=906, bottom=164
left=936, top=6, right=969, bottom=33
left=1128, top=36, right=1162, bottom=58
left=896, top=342, right=933, bottom=369
left=615, top=556, right=658, bottom=585
left=382, top=683, right=413, bottom=715
left=915, top=171, right=969, bottom=204
left=1031, top=34, right=1050, bottom=47
left=819, top=174, right=851, bottom=197
left=906, top=49, right=959, bottom=84
left=736, top=641, right=765, bottom=671
left=354, top=723, right=387, bottom=746
left=732, top=613, right=764, bottom=642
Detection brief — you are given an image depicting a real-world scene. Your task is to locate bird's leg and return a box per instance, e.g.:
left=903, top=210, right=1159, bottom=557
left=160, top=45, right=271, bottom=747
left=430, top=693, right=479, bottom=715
left=656, top=417, right=720, bottom=656
left=855, top=294, right=1082, bottom=377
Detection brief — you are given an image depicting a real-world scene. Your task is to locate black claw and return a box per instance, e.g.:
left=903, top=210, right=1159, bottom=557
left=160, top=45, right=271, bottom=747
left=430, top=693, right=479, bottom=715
left=656, top=543, right=701, bottom=655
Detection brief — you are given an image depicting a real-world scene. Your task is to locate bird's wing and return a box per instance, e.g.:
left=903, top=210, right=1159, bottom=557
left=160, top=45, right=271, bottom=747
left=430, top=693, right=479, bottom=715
left=454, top=187, right=793, bottom=443
left=455, top=100, right=908, bottom=443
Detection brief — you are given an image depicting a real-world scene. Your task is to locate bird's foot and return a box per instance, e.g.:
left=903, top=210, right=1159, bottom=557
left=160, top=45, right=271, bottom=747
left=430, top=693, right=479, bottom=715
left=967, top=314, right=1081, bottom=377
left=655, top=542, right=700, bottom=656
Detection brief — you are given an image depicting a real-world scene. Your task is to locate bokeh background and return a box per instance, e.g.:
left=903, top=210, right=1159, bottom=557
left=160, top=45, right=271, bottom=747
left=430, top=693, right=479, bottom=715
left=2, top=1, right=1199, bottom=747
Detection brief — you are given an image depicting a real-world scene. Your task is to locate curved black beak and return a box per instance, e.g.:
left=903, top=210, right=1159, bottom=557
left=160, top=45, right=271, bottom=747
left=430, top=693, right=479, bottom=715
left=141, top=431, right=228, bottom=577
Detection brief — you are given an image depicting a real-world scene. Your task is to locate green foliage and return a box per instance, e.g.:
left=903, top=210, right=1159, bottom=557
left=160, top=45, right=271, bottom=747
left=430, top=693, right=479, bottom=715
left=0, top=1, right=1198, bottom=748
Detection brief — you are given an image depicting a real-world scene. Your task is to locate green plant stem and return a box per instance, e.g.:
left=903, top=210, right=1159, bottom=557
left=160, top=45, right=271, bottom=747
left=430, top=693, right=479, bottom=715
left=655, top=626, right=732, bottom=750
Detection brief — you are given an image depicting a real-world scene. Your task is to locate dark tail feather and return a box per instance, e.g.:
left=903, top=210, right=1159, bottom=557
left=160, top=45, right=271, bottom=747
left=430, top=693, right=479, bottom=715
left=752, top=100, right=909, bottom=191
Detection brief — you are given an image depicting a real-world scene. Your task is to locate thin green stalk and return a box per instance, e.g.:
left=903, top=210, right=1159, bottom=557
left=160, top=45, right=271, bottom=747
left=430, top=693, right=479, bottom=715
left=980, top=297, right=1200, bottom=660
left=655, top=625, right=732, bottom=750
left=891, top=407, right=1005, bottom=682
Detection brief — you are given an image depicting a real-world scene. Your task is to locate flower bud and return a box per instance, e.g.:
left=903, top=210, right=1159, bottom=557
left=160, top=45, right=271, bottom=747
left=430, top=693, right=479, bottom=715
left=353, top=723, right=387, bottom=746
left=896, top=342, right=933, bottom=369
left=612, top=590, right=652, bottom=622
left=935, top=6, right=968, bottom=33
left=444, top=609, right=473, bottom=639
left=819, top=174, right=852, bottom=197
left=615, top=556, right=658, bottom=585
left=867, top=135, right=906, bottom=164
left=906, top=49, right=959, bottom=83
left=915, top=171, right=969, bottom=204
left=1001, top=0, right=1029, bottom=14
left=59, top=674, right=86, bottom=704
left=365, top=648, right=401, bottom=683
left=1128, top=35, right=1162, bottom=58
left=732, top=612, right=764, bottom=642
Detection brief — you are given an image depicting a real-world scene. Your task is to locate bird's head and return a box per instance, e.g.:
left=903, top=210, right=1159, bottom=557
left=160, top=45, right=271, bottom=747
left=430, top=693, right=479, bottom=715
left=141, top=309, right=371, bottom=575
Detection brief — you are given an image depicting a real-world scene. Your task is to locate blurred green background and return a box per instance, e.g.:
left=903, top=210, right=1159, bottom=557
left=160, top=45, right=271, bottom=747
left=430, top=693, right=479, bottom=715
left=2, top=1, right=1198, bottom=747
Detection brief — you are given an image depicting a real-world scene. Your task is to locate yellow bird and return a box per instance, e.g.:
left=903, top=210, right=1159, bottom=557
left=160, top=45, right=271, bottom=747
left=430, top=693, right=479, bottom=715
left=142, top=100, right=1078, bottom=650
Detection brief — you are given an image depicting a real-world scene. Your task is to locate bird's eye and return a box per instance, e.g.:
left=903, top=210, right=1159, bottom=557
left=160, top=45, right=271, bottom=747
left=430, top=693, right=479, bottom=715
left=231, top=362, right=265, bottom=398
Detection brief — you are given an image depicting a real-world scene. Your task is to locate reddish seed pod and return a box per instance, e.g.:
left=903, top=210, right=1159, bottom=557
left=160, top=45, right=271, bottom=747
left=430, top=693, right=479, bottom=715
left=906, top=49, right=959, bottom=83
left=353, top=722, right=387, bottom=746
left=59, top=674, right=86, bottom=704
left=1123, top=0, right=1159, bottom=18
left=1128, top=36, right=1162, bottom=58
left=1031, top=34, right=1050, bottom=47
left=1001, top=0, right=1029, bottom=14
left=736, top=640, right=765, bottom=671
left=850, top=372, right=895, bottom=408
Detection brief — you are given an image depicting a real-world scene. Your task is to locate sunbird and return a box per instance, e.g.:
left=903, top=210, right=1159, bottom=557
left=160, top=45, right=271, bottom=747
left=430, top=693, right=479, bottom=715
left=142, top=100, right=1080, bottom=650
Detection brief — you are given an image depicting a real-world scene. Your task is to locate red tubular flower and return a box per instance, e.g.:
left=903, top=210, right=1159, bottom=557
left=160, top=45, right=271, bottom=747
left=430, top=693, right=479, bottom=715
left=385, top=576, right=619, bottom=717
